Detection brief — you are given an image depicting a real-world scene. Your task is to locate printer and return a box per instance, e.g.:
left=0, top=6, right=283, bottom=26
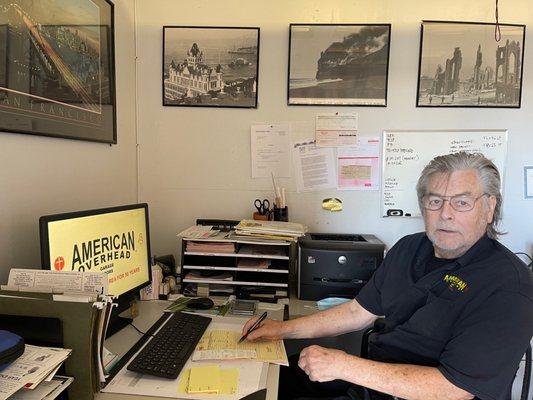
left=298, top=233, right=385, bottom=301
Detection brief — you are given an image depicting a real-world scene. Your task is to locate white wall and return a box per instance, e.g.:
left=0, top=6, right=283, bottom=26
left=0, top=0, right=138, bottom=282
left=135, top=0, right=533, bottom=262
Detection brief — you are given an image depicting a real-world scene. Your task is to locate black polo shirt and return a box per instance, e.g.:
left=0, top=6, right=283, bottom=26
left=356, top=233, right=533, bottom=400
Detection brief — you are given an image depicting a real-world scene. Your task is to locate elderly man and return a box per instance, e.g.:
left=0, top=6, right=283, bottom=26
left=243, top=152, right=533, bottom=400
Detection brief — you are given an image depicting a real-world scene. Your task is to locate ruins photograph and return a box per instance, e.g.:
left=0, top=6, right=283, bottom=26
left=417, top=21, right=525, bottom=108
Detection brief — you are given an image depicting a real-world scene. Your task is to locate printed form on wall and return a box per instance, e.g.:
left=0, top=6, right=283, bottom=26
left=251, top=124, right=291, bottom=178
left=292, top=140, right=336, bottom=192
left=315, top=113, right=358, bottom=147
left=525, top=167, right=533, bottom=199
left=337, top=136, right=380, bottom=190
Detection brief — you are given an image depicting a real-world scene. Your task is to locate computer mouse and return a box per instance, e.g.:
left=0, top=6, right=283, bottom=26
left=187, top=297, right=214, bottom=310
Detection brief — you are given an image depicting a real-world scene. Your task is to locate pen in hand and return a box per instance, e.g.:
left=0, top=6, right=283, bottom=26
left=238, top=312, right=268, bottom=344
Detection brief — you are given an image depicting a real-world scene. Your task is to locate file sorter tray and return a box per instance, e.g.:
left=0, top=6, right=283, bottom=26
left=0, top=290, right=100, bottom=400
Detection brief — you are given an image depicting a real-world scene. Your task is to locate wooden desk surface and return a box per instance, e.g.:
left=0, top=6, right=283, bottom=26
left=97, top=299, right=282, bottom=400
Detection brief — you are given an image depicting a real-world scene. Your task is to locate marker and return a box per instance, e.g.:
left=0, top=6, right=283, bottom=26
left=238, top=312, right=267, bottom=343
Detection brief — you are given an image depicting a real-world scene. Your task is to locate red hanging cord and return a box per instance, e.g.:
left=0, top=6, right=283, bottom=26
left=494, top=0, right=501, bottom=42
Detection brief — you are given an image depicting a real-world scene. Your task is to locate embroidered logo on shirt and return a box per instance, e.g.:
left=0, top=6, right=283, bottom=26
left=443, top=274, right=468, bottom=292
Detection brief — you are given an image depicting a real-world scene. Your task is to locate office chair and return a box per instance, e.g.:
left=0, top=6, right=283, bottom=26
left=360, top=322, right=532, bottom=400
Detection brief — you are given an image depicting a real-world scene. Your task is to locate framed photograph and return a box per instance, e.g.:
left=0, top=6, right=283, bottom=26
left=417, top=21, right=526, bottom=108
left=163, top=26, right=260, bottom=108
left=0, top=0, right=116, bottom=143
left=288, top=24, right=391, bottom=106
left=0, top=25, right=7, bottom=89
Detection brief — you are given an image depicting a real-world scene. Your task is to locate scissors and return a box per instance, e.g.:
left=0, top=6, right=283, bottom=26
left=254, top=199, right=270, bottom=215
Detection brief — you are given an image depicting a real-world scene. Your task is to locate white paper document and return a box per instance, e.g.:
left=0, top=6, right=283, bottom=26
left=315, top=113, right=358, bottom=147
left=292, top=140, right=336, bottom=192
left=7, top=268, right=108, bottom=295
left=337, top=136, right=381, bottom=190
left=525, top=167, right=533, bottom=198
left=9, top=375, right=73, bottom=400
left=251, top=124, right=291, bottom=178
left=177, top=225, right=220, bottom=239
left=0, top=345, right=71, bottom=400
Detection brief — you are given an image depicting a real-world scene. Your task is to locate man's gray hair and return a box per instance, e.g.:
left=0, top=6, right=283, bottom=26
left=416, top=151, right=503, bottom=239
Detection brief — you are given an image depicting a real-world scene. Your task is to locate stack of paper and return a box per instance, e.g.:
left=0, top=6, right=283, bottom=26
left=0, top=345, right=72, bottom=400
left=186, top=241, right=235, bottom=253
left=183, top=271, right=235, bottom=296
left=178, top=365, right=239, bottom=395
left=237, top=258, right=271, bottom=269
left=238, top=245, right=285, bottom=257
left=184, top=271, right=233, bottom=282
left=9, top=376, right=74, bottom=400
left=93, top=296, right=118, bottom=385
left=235, top=220, right=307, bottom=242
left=177, top=225, right=220, bottom=239
left=3, top=268, right=109, bottom=296
left=193, top=330, right=289, bottom=366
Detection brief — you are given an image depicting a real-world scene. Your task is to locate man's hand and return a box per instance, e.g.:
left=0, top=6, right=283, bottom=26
left=298, top=345, right=348, bottom=382
left=241, top=317, right=284, bottom=341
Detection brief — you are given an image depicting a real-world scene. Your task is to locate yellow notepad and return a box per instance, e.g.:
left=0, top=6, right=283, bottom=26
left=188, top=365, right=220, bottom=394
left=178, top=365, right=240, bottom=395
left=219, top=368, right=239, bottom=395
left=195, top=330, right=288, bottom=365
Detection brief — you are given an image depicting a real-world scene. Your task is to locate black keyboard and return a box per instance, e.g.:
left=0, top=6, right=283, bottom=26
left=127, top=312, right=211, bottom=379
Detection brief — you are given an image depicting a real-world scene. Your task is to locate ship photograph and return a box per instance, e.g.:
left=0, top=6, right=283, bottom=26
left=163, top=27, right=259, bottom=108
left=288, top=24, right=391, bottom=106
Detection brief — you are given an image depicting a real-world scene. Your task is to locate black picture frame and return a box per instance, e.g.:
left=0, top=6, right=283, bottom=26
left=0, top=0, right=116, bottom=143
left=162, top=26, right=260, bottom=108
left=287, top=23, right=391, bottom=107
left=416, top=20, right=526, bottom=108
left=0, top=25, right=7, bottom=89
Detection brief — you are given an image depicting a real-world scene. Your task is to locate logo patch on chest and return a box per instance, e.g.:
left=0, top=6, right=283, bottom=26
left=443, top=274, right=468, bottom=292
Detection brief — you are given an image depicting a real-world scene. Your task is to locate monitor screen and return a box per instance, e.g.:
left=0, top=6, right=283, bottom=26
left=39, top=203, right=151, bottom=297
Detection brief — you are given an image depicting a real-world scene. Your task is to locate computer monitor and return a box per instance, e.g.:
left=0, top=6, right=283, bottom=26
left=39, top=203, right=152, bottom=336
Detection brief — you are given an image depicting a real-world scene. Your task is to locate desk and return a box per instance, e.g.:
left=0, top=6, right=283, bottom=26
left=97, top=300, right=282, bottom=400
left=284, top=297, right=362, bottom=359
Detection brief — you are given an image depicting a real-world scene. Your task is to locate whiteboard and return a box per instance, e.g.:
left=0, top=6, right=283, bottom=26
left=381, top=130, right=507, bottom=217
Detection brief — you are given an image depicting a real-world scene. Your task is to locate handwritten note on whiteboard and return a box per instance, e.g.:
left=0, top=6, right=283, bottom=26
left=381, top=130, right=507, bottom=217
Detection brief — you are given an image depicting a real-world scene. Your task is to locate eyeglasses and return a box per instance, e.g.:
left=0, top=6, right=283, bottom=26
left=422, top=193, right=488, bottom=212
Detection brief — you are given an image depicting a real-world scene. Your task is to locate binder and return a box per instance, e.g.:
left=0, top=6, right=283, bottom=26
left=0, top=289, right=101, bottom=400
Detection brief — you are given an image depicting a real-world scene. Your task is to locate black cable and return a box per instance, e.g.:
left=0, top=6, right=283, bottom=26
left=129, top=322, right=153, bottom=337
left=494, top=0, right=501, bottom=42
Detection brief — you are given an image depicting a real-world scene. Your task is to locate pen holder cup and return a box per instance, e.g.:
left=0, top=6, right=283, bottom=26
left=253, top=211, right=271, bottom=221
left=273, top=206, right=289, bottom=222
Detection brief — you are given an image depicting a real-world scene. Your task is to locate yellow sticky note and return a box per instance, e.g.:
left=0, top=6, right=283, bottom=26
left=177, top=369, right=191, bottom=394
left=219, top=368, right=239, bottom=395
left=188, top=365, right=220, bottom=394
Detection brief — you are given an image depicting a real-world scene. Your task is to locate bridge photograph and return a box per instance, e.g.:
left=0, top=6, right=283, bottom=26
left=0, top=0, right=116, bottom=143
